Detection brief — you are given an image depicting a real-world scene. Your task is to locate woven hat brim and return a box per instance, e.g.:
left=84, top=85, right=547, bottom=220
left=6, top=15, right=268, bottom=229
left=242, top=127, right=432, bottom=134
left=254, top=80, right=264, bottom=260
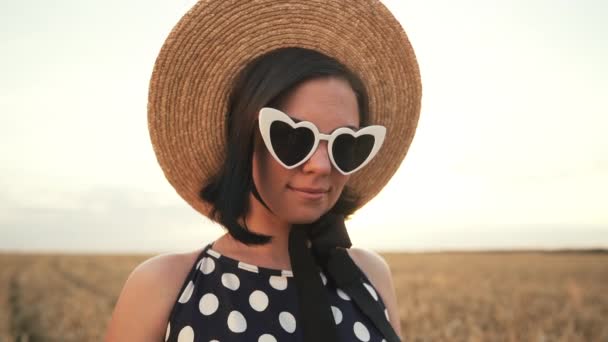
left=148, top=0, right=422, bottom=218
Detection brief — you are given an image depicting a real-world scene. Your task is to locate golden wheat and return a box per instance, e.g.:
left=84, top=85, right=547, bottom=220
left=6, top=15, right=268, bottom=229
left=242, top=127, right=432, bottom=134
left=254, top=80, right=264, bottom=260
left=0, top=251, right=606, bottom=341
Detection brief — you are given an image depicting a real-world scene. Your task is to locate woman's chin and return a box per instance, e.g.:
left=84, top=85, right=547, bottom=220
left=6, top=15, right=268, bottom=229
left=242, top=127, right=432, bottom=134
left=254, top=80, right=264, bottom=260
left=288, top=212, right=325, bottom=225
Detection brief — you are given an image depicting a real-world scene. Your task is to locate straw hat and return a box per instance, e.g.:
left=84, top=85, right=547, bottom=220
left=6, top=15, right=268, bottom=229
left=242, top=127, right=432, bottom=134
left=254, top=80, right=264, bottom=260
left=148, top=0, right=422, bottom=218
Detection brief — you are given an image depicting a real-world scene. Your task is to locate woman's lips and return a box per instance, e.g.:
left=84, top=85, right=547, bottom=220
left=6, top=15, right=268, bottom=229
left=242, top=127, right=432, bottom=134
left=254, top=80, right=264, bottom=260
left=288, top=186, right=328, bottom=200
left=290, top=186, right=328, bottom=193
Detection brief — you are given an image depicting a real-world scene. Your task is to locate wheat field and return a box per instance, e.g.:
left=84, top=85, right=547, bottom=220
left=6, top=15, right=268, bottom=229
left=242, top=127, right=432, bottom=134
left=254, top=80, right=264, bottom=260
left=0, top=251, right=606, bottom=341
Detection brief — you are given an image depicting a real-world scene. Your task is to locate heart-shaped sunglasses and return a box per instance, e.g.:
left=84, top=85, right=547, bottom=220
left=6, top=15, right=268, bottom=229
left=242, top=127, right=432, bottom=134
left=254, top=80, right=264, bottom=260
left=258, top=107, right=386, bottom=175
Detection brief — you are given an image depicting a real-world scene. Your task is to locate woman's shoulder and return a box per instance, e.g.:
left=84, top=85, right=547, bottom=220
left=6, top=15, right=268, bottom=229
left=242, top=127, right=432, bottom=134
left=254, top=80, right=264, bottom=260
left=347, top=247, right=403, bottom=338
left=135, top=247, right=204, bottom=284
left=105, top=247, right=205, bottom=341
left=347, top=247, right=392, bottom=286
left=132, top=247, right=205, bottom=296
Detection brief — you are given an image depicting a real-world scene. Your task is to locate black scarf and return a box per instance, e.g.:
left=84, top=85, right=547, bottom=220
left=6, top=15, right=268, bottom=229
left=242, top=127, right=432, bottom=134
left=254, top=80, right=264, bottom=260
left=251, top=185, right=401, bottom=342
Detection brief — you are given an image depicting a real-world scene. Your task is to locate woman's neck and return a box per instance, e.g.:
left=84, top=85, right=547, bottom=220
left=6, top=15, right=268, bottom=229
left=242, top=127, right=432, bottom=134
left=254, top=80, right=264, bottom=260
left=213, top=192, right=293, bottom=270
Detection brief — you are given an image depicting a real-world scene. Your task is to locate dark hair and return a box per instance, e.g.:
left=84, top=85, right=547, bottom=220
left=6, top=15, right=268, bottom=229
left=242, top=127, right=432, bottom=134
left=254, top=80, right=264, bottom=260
left=200, top=47, right=369, bottom=245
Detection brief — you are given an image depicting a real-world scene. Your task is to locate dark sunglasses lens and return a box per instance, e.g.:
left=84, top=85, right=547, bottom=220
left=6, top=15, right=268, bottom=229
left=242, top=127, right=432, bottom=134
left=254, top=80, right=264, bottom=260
left=332, top=134, right=375, bottom=173
left=269, top=121, right=315, bottom=166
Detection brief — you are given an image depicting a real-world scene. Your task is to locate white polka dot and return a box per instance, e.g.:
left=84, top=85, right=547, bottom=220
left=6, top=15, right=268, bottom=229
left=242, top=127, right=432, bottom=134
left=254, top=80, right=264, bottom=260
left=331, top=306, right=342, bottom=325
left=210, top=340, right=219, bottom=342
left=221, top=273, right=240, bottom=290
left=281, top=270, right=293, bottom=277
left=199, top=293, right=219, bottom=316
left=353, top=321, right=370, bottom=341
left=337, top=288, right=351, bottom=301
left=227, top=310, right=247, bottom=333
left=177, top=325, right=194, bottom=342
left=178, top=281, right=194, bottom=303
left=258, top=334, right=277, bottom=342
left=385, top=309, right=390, bottom=321
left=165, top=322, right=170, bottom=341
left=320, top=272, right=327, bottom=285
left=200, top=257, right=215, bottom=274
left=269, top=275, right=287, bottom=290
left=364, top=283, right=378, bottom=301
left=249, top=290, right=269, bottom=312
left=279, top=311, right=296, bottom=333
left=381, top=340, right=386, bottom=342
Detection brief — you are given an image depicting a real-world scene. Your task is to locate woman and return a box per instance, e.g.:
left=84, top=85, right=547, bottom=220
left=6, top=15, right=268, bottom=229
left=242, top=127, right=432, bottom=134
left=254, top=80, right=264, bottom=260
left=105, top=1, right=421, bottom=341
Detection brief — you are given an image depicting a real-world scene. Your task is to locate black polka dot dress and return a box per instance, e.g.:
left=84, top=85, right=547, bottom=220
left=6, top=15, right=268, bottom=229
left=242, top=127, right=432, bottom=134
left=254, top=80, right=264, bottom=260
left=164, top=243, right=391, bottom=342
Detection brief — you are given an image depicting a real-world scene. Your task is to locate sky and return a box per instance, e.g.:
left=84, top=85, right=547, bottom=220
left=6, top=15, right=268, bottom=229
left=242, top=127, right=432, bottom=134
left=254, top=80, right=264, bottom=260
left=1, top=0, right=607, bottom=253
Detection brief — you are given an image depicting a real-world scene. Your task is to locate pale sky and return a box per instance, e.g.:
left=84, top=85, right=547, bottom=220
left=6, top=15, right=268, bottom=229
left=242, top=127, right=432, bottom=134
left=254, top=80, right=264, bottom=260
left=1, top=0, right=607, bottom=253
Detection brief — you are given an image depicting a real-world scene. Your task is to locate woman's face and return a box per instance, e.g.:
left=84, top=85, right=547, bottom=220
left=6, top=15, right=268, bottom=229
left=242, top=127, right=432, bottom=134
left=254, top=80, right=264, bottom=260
left=252, top=77, right=360, bottom=224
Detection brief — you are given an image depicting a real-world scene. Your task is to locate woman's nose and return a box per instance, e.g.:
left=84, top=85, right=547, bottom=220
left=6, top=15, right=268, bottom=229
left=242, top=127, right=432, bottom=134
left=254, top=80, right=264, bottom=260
left=302, top=141, right=332, bottom=175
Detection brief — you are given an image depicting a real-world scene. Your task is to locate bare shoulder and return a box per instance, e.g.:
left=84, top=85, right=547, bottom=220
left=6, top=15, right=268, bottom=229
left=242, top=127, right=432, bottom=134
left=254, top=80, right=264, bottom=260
left=104, top=248, right=203, bottom=342
left=347, top=247, right=391, bottom=285
left=346, top=247, right=395, bottom=303
left=347, top=247, right=403, bottom=338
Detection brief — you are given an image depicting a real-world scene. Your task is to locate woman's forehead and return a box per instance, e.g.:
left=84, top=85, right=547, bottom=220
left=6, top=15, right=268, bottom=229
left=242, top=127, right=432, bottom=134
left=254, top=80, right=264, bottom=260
left=279, top=78, right=360, bottom=131
left=287, top=113, right=358, bottom=131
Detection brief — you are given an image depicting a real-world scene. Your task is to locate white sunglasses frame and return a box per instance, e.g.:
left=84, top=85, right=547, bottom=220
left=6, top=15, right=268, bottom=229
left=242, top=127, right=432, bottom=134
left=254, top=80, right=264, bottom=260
left=258, top=107, right=386, bottom=175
